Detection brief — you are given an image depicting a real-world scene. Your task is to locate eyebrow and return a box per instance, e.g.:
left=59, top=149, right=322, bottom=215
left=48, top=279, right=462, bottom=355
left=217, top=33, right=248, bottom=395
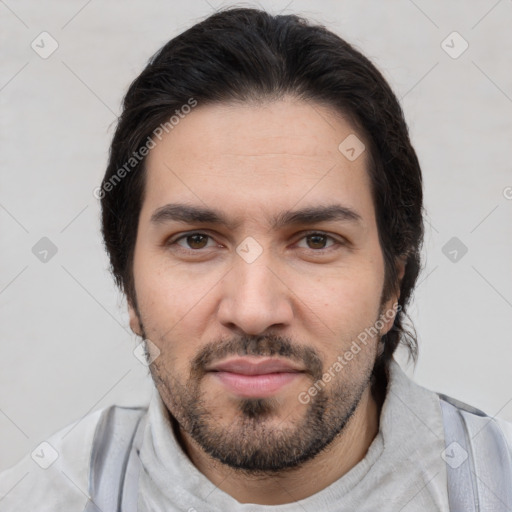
left=150, top=203, right=363, bottom=230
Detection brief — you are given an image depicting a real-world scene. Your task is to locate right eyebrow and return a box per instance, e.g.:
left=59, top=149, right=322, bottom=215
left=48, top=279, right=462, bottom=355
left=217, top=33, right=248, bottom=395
left=150, top=203, right=241, bottom=230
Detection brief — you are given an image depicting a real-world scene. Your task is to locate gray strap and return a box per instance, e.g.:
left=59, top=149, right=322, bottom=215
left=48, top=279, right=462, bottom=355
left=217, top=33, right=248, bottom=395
left=440, top=395, right=512, bottom=511
left=83, top=406, right=146, bottom=512
left=120, top=409, right=147, bottom=511
left=440, top=399, right=479, bottom=511
left=460, top=407, right=512, bottom=510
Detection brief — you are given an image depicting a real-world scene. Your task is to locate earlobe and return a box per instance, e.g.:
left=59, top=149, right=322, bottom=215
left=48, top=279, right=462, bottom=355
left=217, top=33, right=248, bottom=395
left=128, top=302, right=143, bottom=337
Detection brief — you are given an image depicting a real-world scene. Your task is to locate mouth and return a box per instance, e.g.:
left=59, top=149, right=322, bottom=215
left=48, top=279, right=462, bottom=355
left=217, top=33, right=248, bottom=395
left=206, top=356, right=304, bottom=398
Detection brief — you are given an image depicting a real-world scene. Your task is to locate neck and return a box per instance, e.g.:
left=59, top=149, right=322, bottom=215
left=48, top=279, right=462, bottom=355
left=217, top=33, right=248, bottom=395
left=175, top=384, right=382, bottom=505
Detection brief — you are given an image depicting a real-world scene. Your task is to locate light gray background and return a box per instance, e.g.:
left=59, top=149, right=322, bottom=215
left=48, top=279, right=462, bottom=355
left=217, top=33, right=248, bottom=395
left=1, top=0, right=511, bottom=472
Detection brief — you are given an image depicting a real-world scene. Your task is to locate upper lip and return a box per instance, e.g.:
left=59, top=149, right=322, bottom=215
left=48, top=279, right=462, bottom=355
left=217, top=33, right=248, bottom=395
left=207, top=357, right=304, bottom=375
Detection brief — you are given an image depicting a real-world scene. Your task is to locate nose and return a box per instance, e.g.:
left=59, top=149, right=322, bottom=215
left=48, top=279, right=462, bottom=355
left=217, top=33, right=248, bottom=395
left=217, top=252, right=294, bottom=336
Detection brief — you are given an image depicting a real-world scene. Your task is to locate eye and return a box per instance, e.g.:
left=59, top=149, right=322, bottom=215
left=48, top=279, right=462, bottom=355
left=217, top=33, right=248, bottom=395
left=296, top=232, right=340, bottom=250
left=173, top=232, right=217, bottom=250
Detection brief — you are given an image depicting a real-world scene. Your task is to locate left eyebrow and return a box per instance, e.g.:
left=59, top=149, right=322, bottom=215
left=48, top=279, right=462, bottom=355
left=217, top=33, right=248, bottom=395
left=149, top=203, right=363, bottom=230
left=271, top=204, right=363, bottom=230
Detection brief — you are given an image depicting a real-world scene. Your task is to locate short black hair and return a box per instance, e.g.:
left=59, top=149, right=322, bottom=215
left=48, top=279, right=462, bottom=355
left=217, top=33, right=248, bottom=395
left=100, top=7, right=424, bottom=378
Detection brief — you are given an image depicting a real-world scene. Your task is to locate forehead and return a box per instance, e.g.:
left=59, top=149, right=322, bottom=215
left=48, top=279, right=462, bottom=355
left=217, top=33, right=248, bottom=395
left=141, top=97, right=375, bottom=229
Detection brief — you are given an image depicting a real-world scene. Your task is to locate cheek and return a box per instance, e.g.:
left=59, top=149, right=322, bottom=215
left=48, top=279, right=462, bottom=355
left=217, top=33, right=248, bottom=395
left=309, top=280, right=383, bottom=381
left=134, top=252, right=217, bottom=322
left=133, top=260, right=238, bottom=368
left=303, top=267, right=383, bottom=325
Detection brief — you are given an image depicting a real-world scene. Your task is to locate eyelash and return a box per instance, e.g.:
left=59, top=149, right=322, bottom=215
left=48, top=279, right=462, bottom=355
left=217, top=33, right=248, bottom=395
left=166, top=231, right=345, bottom=254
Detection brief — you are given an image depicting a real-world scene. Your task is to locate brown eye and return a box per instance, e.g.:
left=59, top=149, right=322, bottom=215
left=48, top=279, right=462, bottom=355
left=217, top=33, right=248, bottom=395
left=173, top=233, right=214, bottom=250
left=295, top=232, right=343, bottom=253
left=185, top=234, right=209, bottom=249
left=306, top=234, right=329, bottom=249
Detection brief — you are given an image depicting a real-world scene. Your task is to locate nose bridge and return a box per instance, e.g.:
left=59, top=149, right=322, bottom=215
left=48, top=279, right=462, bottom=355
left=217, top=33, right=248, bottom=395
left=236, top=255, right=277, bottom=302
left=217, top=244, right=293, bottom=334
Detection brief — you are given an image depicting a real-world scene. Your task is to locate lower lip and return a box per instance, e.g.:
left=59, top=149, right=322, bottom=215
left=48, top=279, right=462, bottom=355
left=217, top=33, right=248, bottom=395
left=211, top=371, right=302, bottom=398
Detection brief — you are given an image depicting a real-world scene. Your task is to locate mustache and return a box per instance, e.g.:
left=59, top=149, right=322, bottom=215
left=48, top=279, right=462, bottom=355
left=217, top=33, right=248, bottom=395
left=190, top=334, right=324, bottom=380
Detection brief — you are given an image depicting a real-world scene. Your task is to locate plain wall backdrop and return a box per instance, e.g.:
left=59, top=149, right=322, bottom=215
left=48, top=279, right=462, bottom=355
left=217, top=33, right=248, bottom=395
left=1, top=0, right=511, bottom=472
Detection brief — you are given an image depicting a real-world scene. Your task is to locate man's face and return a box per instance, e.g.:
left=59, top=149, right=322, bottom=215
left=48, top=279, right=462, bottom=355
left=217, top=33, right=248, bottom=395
left=129, top=97, right=401, bottom=473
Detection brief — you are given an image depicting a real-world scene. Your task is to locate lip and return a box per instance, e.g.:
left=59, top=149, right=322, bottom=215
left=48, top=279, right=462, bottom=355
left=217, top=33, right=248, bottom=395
left=207, top=357, right=304, bottom=398
left=207, top=356, right=303, bottom=375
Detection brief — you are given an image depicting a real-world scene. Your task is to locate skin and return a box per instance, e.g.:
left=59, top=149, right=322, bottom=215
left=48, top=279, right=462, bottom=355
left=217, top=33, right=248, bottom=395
left=128, top=96, right=405, bottom=505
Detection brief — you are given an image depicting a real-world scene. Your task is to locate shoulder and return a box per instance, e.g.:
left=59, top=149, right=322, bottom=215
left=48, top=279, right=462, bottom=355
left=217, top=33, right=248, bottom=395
left=437, top=392, right=512, bottom=508
left=0, top=405, right=139, bottom=512
left=494, top=415, right=512, bottom=445
left=438, top=391, right=512, bottom=445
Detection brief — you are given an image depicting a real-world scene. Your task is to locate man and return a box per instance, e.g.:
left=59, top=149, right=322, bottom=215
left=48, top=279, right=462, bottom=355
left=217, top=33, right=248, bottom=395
left=1, top=7, right=511, bottom=511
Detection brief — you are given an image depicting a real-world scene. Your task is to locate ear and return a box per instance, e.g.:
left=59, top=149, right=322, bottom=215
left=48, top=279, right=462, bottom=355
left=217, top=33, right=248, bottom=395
left=396, top=254, right=407, bottom=285
left=380, top=255, right=407, bottom=335
left=128, top=300, right=143, bottom=337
